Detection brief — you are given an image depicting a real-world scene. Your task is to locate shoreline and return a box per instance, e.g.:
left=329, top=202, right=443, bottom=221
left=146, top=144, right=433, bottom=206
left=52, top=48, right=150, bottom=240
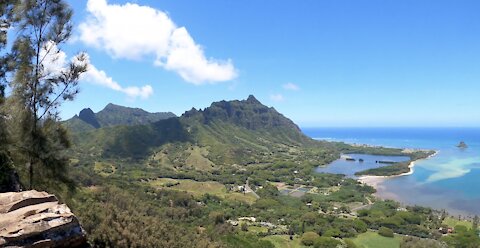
left=357, top=150, right=439, bottom=188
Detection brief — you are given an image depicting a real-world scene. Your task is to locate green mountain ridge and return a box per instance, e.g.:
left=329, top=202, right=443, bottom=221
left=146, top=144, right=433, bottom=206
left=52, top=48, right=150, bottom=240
left=69, top=95, right=335, bottom=169
left=184, top=95, right=303, bottom=132
left=64, top=103, right=176, bottom=132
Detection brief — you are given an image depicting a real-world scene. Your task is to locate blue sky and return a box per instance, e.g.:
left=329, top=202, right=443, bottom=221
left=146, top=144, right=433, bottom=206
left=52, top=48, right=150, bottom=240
left=59, top=0, right=480, bottom=127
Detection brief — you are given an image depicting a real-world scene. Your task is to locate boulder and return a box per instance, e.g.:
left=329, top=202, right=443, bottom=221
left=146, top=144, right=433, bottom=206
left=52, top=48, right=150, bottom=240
left=0, top=190, right=88, bottom=248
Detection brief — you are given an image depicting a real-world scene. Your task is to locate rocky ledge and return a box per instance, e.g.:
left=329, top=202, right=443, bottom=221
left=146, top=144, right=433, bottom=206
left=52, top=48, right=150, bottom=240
left=0, top=190, right=88, bottom=248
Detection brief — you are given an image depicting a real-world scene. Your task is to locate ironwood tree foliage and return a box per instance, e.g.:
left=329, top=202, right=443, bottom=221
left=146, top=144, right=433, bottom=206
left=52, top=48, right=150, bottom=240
left=5, top=0, right=87, bottom=190
left=473, top=215, right=479, bottom=231
left=0, top=0, right=16, bottom=192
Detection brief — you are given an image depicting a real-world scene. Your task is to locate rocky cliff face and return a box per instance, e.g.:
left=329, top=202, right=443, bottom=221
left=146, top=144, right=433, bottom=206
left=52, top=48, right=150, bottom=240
left=184, top=95, right=303, bottom=132
left=0, top=190, right=88, bottom=247
left=78, top=108, right=101, bottom=128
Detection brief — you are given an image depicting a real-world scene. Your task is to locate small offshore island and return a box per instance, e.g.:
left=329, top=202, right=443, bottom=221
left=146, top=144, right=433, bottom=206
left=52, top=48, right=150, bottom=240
left=457, top=141, right=468, bottom=149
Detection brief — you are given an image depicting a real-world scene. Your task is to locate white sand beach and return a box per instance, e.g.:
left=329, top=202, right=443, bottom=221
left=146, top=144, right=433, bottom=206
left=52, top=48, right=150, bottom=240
left=358, top=151, right=439, bottom=188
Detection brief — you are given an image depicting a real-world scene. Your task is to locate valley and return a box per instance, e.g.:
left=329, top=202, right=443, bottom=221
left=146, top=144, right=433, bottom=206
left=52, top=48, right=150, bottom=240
left=1, top=1, right=477, bottom=247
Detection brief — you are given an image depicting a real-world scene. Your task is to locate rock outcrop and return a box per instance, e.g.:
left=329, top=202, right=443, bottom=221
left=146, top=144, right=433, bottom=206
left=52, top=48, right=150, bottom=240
left=0, top=190, right=88, bottom=247
left=78, top=108, right=101, bottom=128
left=457, top=141, right=468, bottom=149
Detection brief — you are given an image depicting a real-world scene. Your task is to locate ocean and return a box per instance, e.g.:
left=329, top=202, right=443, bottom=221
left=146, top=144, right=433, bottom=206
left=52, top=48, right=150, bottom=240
left=303, top=127, right=480, bottom=217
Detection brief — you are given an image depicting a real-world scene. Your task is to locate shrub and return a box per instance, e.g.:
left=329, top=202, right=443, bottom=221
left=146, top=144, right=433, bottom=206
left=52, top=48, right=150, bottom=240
left=302, top=212, right=317, bottom=225
left=379, top=227, right=394, bottom=237
left=345, top=239, right=358, bottom=248
left=241, top=223, right=248, bottom=232
left=209, top=211, right=225, bottom=224
left=353, top=219, right=368, bottom=233
left=324, top=228, right=342, bottom=238
left=313, top=237, right=342, bottom=248
left=302, top=232, right=320, bottom=246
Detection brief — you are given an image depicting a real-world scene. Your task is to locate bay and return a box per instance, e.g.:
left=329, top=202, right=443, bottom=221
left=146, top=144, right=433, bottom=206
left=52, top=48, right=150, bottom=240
left=303, top=127, right=480, bottom=217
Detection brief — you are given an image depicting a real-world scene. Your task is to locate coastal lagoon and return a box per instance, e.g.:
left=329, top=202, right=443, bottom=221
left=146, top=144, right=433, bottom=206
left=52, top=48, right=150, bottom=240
left=316, top=153, right=410, bottom=177
left=304, top=127, right=480, bottom=216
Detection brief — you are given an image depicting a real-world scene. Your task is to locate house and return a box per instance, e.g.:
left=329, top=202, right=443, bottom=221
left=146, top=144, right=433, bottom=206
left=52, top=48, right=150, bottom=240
left=260, top=222, right=277, bottom=228
left=227, top=220, right=239, bottom=226
left=438, top=226, right=454, bottom=235
left=238, top=217, right=256, bottom=222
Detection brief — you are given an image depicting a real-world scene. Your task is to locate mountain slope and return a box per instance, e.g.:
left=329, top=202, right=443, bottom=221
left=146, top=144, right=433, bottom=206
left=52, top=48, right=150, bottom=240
left=70, top=96, right=337, bottom=170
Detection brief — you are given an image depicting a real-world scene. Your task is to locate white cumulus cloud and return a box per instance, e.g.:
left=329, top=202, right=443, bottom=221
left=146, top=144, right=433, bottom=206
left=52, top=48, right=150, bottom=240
left=81, top=59, right=154, bottom=100
left=41, top=41, right=153, bottom=100
left=40, top=41, right=68, bottom=77
left=283, top=82, right=300, bottom=91
left=270, top=94, right=284, bottom=102
left=79, top=0, right=237, bottom=85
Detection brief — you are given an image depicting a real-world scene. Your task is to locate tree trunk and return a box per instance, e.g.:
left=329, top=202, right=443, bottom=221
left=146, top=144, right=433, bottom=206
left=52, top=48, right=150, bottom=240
left=28, top=160, right=33, bottom=189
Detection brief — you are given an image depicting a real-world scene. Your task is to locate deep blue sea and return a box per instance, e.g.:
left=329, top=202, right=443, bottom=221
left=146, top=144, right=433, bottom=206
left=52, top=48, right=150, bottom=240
left=303, top=127, right=480, bottom=216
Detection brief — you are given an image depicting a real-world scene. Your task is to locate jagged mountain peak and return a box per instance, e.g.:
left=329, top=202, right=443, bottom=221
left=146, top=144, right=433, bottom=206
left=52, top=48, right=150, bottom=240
left=66, top=104, right=176, bottom=131
left=183, top=95, right=301, bottom=132
left=101, top=103, right=146, bottom=113
left=78, top=108, right=100, bottom=128
left=79, top=107, right=94, bottom=116
left=245, top=94, right=261, bottom=104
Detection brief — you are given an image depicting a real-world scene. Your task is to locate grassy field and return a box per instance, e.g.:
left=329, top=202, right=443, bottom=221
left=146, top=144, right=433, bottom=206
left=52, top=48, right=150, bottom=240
left=443, top=217, right=472, bottom=229
left=148, top=178, right=179, bottom=187
left=349, top=231, right=402, bottom=248
left=185, top=146, right=215, bottom=171
left=245, top=225, right=268, bottom=234
left=148, top=178, right=258, bottom=204
left=261, top=235, right=306, bottom=248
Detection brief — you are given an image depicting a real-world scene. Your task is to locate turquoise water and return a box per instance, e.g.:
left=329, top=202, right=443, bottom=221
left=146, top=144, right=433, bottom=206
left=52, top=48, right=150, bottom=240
left=303, top=128, right=480, bottom=216
left=316, top=153, right=410, bottom=177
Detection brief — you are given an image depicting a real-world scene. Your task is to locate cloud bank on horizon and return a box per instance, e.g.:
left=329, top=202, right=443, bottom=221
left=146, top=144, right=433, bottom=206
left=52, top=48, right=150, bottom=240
left=78, top=0, right=238, bottom=85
